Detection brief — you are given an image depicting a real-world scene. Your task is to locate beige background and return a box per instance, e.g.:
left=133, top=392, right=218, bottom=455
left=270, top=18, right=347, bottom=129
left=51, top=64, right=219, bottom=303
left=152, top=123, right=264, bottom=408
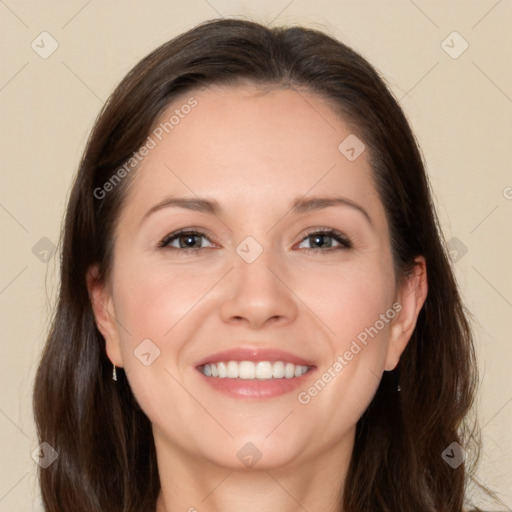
left=1, top=0, right=511, bottom=510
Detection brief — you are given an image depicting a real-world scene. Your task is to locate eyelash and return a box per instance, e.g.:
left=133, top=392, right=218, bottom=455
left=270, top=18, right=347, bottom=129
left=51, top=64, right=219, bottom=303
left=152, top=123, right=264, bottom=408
left=158, top=228, right=352, bottom=254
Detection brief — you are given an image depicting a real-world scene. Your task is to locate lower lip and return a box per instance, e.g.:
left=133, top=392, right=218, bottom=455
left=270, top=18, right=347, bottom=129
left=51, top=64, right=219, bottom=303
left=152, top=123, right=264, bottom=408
left=197, top=368, right=316, bottom=399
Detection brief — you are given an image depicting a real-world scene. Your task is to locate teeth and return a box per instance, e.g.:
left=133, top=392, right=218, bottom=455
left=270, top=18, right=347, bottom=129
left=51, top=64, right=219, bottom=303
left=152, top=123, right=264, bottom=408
left=226, top=361, right=239, bottom=378
left=201, top=361, right=310, bottom=379
left=273, top=361, right=285, bottom=378
left=217, top=362, right=227, bottom=378
left=256, top=361, right=273, bottom=379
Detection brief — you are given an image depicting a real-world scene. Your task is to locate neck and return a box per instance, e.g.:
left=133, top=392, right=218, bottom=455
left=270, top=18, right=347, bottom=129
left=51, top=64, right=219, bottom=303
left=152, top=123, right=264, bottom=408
left=153, top=428, right=353, bottom=512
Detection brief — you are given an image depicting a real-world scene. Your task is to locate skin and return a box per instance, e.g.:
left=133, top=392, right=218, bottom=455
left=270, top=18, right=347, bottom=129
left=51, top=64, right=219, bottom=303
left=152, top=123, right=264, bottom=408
left=87, top=84, right=427, bottom=512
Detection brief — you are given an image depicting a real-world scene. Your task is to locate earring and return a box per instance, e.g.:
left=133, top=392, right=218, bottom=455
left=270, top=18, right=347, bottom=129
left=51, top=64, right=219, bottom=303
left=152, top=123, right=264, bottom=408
left=112, top=363, right=117, bottom=381
left=393, top=368, right=401, bottom=392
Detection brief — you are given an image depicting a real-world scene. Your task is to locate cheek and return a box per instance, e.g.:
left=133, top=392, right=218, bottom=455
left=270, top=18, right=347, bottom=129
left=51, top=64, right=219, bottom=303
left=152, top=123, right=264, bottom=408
left=294, top=272, right=396, bottom=446
left=295, top=252, right=395, bottom=342
left=292, top=253, right=395, bottom=403
left=112, top=256, right=217, bottom=343
left=109, top=264, right=208, bottom=434
left=109, top=256, right=223, bottom=403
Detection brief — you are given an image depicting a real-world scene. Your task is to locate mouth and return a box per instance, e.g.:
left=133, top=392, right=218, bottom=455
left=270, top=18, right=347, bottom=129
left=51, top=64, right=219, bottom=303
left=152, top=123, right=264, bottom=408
left=195, top=347, right=316, bottom=399
left=199, top=360, right=312, bottom=379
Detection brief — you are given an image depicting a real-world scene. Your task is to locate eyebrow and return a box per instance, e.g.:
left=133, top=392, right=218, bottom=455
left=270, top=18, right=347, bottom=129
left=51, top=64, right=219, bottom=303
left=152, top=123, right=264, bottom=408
left=141, top=195, right=373, bottom=227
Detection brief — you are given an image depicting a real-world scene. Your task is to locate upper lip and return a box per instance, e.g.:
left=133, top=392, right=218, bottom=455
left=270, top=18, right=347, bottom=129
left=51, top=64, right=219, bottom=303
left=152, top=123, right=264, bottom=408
left=195, top=347, right=316, bottom=368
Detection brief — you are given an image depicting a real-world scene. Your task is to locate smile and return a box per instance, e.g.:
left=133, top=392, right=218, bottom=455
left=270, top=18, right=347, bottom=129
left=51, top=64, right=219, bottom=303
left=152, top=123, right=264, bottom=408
left=200, top=360, right=312, bottom=379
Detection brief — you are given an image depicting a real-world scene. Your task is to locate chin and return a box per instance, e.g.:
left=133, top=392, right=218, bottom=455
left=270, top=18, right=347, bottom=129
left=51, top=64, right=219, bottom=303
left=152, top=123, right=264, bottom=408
left=194, top=432, right=310, bottom=471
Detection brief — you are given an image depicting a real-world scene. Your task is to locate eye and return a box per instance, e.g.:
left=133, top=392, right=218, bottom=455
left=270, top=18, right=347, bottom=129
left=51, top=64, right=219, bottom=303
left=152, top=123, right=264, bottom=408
left=158, top=228, right=352, bottom=254
left=296, top=229, right=352, bottom=253
left=159, top=229, right=215, bottom=251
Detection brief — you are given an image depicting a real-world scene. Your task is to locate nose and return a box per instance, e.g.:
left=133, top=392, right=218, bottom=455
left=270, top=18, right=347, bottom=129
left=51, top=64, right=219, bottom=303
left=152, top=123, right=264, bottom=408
left=219, top=245, right=299, bottom=329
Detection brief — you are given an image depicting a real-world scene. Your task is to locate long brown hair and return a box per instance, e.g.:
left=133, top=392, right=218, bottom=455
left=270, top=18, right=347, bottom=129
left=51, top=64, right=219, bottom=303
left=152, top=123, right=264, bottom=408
left=33, top=18, right=482, bottom=511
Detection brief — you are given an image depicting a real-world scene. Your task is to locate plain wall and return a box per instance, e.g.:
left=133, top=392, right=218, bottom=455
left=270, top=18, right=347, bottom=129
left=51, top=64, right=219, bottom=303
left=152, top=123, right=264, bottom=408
left=0, top=0, right=511, bottom=510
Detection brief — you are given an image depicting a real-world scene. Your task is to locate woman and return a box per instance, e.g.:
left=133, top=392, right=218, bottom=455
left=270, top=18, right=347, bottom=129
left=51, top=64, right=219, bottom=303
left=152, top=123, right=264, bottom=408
left=33, top=17, right=483, bottom=511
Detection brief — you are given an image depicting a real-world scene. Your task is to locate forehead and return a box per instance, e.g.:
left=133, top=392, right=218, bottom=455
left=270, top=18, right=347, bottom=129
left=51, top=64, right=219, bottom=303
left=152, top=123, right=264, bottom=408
left=118, top=83, right=385, bottom=229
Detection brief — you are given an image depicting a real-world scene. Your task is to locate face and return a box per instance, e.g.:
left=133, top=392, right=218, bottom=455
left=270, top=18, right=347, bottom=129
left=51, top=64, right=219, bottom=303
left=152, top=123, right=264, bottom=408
left=88, top=83, right=425, bottom=471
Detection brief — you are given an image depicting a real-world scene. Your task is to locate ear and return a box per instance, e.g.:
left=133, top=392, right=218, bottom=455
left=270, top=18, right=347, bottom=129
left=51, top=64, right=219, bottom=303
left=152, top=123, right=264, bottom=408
left=86, top=264, right=124, bottom=367
left=385, top=256, right=428, bottom=371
